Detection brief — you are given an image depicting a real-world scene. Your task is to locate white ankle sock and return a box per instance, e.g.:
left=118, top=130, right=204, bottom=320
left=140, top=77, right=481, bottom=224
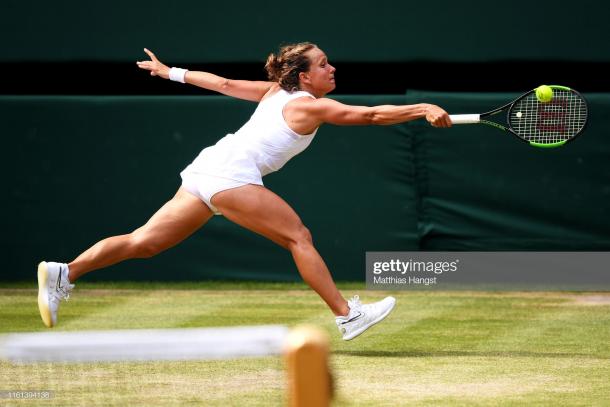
left=63, top=264, right=71, bottom=284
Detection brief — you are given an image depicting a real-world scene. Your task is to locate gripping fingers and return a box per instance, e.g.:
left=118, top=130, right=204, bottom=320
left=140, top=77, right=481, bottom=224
left=429, top=116, right=444, bottom=128
left=430, top=113, right=452, bottom=128
left=425, top=104, right=452, bottom=128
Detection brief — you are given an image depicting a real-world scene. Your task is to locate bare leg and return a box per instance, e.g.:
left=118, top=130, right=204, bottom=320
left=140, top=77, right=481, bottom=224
left=68, top=187, right=214, bottom=281
left=212, top=185, right=349, bottom=316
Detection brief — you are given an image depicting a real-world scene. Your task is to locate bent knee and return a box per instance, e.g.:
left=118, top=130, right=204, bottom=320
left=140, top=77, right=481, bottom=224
left=286, top=224, right=313, bottom=251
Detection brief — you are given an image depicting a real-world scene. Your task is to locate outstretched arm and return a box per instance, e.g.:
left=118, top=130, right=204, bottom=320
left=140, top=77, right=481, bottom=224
left=286, top=98, right=451, bottom=128
left=136, top=48, right=274, bottom=102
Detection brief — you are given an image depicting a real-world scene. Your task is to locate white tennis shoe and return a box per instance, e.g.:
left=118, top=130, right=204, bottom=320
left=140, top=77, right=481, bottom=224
left=335, top=295, right=396, bottom=341
left=37, top=261, right=74, bottom=328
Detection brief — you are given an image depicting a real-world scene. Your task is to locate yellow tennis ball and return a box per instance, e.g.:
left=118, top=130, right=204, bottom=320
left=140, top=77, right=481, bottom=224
left=536, top=85, right=553, bottom=103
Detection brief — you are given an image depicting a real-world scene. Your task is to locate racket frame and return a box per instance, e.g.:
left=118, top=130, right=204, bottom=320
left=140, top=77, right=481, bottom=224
left=450, top=85, right=588, bottom=148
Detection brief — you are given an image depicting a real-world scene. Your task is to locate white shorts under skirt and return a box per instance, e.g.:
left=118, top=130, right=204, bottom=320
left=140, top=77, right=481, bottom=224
left=180, top=170, right=258, bottom=215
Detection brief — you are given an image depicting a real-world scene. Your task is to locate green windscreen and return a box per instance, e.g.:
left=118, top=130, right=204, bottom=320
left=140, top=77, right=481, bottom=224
left=2, top=92, right=609, bottom=281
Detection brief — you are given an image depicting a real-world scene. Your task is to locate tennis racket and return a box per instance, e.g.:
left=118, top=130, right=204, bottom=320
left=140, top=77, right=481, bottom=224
left=449, top=85, right=588, bottom=148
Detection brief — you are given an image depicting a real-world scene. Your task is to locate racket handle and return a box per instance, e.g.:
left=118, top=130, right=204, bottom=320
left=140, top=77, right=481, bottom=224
left=449, top=114, right=481, bottom=124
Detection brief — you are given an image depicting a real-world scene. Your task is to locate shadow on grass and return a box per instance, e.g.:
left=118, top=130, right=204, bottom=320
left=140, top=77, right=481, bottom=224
left=334, top=349, right=608, bottom=359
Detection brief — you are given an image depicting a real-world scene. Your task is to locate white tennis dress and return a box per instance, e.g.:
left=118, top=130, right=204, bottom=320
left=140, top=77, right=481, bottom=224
left=180, top=89, right=317, bottom=214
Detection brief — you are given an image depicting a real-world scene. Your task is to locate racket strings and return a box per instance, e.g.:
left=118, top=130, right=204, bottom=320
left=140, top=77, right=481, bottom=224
left=509, top=90, right=587, bottom=144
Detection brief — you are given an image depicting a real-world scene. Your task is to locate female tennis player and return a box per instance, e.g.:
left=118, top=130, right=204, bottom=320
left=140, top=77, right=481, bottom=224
left=37, top=42, right=451, bottom=340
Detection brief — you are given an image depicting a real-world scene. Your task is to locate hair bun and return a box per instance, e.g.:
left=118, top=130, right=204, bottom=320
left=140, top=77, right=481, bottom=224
left=264, top=42, right=317, bottom=92
left=264, top=53, right=282, bottom=82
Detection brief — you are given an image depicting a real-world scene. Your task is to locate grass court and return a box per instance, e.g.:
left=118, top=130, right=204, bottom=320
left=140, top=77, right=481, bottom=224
left=1, top=282, right=609, bottom=406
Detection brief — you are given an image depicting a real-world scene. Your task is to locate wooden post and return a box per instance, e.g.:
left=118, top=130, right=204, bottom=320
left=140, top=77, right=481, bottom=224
left=284, top=325, right=331, bottom=407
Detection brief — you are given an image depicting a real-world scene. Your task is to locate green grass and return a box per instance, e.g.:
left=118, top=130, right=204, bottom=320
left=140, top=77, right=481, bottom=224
left=1, top=282, right=609, bottom=406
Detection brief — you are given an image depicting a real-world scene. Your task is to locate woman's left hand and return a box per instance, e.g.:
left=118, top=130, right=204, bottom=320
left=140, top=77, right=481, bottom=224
left=136, top=48, right=170, bottom=79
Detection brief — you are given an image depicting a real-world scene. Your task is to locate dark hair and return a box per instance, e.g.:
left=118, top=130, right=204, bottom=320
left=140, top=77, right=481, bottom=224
left=264, top=42, right=318, bottom=92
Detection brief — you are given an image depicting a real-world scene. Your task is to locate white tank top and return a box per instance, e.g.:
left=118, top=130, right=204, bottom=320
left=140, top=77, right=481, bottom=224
left=185, top=89, right=317, bottom=184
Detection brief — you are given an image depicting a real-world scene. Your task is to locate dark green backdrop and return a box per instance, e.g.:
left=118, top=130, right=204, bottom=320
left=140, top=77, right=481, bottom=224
left=3, top=0, right=609, bottom=63
left=2, top=93, right=609, bottom=281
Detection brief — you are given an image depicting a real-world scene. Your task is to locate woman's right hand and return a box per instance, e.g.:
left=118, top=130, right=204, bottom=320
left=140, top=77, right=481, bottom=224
left=425, top=104, right=452, bottom=128
left=136, top=48, right=170, bottom=79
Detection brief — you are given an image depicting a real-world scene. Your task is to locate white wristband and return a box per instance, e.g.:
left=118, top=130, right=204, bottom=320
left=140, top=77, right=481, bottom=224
left=169, top=67, right=188, bottom=83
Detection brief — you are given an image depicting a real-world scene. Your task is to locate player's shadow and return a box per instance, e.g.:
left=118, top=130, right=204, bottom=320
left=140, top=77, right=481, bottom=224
left=333, top=350, right=608, bottom=359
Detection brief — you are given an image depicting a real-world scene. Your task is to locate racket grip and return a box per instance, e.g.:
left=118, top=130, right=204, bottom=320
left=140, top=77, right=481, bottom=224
left=449, top=114, right=481, bottom=124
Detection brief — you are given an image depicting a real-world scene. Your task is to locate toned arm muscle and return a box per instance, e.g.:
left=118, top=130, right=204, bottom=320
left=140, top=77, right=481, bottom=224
left=288, top=97, right=451, bottom=129
left=184, top=71, right=275, bottom=102
left=136, top=48, right=275, bottom=102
